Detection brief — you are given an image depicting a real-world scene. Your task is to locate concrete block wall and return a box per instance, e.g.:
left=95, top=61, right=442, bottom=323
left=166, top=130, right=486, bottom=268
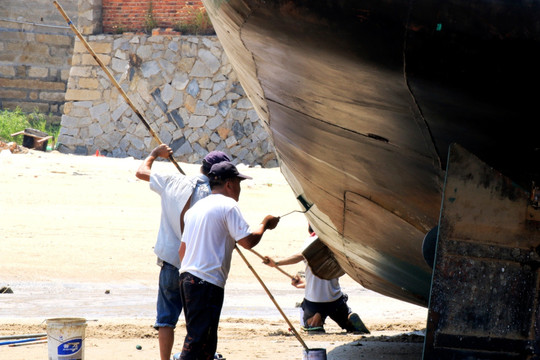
left=0, top=0, right=212, bottom=120
left=0, top=0, right=79, bottom=121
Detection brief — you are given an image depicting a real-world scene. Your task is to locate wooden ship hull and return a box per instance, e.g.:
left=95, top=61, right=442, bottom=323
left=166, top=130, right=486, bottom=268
left=201, top=0, right=540, bottom=307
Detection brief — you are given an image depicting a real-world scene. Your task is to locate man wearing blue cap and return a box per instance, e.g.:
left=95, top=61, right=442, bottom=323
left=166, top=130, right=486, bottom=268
left=136, top=144, right=231, bottom=360
left=178, top=161, right=280, bottom=360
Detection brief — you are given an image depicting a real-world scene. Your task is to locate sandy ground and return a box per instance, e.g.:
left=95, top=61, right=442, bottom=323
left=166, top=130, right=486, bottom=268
left=0, top=148, right=428, bottom=359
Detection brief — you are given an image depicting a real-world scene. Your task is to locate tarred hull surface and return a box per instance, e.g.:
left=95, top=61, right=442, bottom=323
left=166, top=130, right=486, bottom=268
left=202, top=0, right=540, bottom=306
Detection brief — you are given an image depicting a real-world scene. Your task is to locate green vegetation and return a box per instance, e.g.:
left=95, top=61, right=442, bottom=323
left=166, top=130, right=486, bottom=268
left=144, top=1, right=158, bottom=34
left=174, top=7, right=215, bottom=35
left=0, top=107, right=60, bottom=148
left=112, top=25, right=126, bottom=34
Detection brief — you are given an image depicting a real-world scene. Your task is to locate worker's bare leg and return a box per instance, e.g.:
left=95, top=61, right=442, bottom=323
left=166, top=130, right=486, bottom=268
left=159, top=326, right=174, bottom=360
left=306, top=312, right=323, bottom=327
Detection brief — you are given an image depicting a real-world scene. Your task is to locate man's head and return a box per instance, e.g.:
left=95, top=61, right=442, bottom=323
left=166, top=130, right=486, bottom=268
left=201, top=151, right=231, bottom=175
left=208, top=161, right=252, bottom=201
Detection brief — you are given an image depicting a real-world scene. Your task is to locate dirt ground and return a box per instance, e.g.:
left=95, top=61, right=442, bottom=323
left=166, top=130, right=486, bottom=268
left=0, top=147, right=427, bottom=359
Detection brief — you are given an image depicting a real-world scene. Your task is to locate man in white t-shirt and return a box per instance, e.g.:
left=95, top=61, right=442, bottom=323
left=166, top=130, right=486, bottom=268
left=136, top=144, right=230, bottom=360
left=178, top=161, right=280, bottom=360
left=263, top=225, right=370, bottom=334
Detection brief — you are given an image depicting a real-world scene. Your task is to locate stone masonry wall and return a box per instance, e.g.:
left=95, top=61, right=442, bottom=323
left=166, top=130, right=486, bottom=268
left=58, top=33, right=277, bottom=167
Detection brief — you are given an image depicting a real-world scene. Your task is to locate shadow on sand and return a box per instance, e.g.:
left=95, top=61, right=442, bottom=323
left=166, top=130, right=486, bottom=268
left=327, top=331, right=425, bottom=360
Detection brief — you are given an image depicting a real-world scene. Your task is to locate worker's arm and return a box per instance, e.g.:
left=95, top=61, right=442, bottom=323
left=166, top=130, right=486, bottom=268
left=179, top=241, right=186, bottom=262
left=135, top=144, right=173, bottom=182
left=237, top=215, right=280, bottom=249
left=263, top=253, right=304, bottom=267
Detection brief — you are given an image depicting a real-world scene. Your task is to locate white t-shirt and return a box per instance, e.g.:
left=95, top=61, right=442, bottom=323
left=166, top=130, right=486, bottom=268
left=150, top=172, right=210, bottom=269
left=303, top=235, right=342, bottom=303
left=180, top=193, right=251, bottom=288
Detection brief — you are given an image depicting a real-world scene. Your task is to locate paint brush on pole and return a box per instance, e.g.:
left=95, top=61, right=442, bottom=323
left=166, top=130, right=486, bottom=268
left=53, top=0, right=185, bottom=175
left=279, top=195, right=313, bottom=218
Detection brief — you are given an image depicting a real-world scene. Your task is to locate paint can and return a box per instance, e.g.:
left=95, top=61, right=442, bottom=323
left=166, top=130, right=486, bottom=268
left=46, top=317, right=87, bottom=360
left=302, top=348, right=327, bottom=360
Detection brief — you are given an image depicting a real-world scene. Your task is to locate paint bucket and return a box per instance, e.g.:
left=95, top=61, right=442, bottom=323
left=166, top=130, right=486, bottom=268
left=302, top=348, right=327, bottom=360
left=46, top=317, right=87, bottom=360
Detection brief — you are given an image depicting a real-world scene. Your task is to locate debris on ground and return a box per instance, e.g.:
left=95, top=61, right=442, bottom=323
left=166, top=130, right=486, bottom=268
left=0, top=287, right=13, bottom=294
left=10, top=128, right=51, bottom=151
left=0, top=140, right=28, bottom=154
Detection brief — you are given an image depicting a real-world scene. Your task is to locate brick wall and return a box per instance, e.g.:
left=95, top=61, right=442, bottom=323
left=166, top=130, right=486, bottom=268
left=102, top=0, right=204, bottom=34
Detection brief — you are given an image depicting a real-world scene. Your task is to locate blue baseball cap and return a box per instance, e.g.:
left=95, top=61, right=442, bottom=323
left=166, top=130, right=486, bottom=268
left=202, top=151, right=230, bottom=172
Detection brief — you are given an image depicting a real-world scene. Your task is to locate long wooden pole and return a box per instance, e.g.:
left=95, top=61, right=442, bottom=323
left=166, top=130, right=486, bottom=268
left=9, top=339, right=47, bottom=347
left=248, top=248, right=295, bottom=280
left=235, top=245, right=309, bottom=352
left=53, top=1, right=185, bottom=174
left=0, top=333, right=46, bottom=341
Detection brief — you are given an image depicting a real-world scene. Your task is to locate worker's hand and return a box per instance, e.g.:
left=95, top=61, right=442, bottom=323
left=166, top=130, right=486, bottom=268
left=150, top=144, right=173, bottom=159
left=263, top=256, right=276, bottom=267
left=262, top=215, right=280, bottom=230
left=291, top=275, right=304, bottom=288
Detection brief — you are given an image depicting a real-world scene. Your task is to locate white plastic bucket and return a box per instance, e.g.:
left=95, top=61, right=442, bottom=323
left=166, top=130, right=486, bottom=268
left=46, top=317, right=87, bottom=360
left=303, top=348, right=327, bottom=360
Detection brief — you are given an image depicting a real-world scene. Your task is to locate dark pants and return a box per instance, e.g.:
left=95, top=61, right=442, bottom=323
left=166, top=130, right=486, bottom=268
left=179, top=272, right=224, bottom=360
left=302, top=294, right=354, bottom=331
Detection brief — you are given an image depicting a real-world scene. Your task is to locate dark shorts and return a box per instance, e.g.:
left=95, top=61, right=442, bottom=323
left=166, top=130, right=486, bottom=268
left=302, top=294, right=353, bottom=331
left=179, top=272, right=224, bottom=360
left=154, top=262, right=182, bottom=329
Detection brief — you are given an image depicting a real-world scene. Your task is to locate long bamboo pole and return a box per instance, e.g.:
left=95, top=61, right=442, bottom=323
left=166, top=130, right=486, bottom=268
left=248, top=248, right=295, bottom=280
left=53, top=1, right=185, bottom=175
left=235, top=245, right=309, bottom=352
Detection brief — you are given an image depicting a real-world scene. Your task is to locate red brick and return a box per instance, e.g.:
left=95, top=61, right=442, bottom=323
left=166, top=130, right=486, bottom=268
left=102, top=0, right=204, bottom=33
